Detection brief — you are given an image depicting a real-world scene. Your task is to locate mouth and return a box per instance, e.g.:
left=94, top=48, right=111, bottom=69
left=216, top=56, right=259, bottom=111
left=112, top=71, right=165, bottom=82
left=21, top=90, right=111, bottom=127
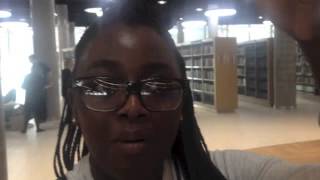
left=117, top=139, right=147, bottom=155
left=115, top=129, right=150, bottom=155
left=122, top=139, right=145, bottom=143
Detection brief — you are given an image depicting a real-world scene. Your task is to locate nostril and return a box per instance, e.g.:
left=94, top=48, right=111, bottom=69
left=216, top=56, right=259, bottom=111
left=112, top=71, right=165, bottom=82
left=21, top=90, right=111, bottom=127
left=118, top=110, right=147, bottom=119
left=119, top=112, right=128, bottom=118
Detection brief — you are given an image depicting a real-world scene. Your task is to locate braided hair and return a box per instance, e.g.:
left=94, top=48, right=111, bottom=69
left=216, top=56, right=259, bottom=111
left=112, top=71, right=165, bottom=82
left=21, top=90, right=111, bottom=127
left=54, top=1, right=226, bottom=180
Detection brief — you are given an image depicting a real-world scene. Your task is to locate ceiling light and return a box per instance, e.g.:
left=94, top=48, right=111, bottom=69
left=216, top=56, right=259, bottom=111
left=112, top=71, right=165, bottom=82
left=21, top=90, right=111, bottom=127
left=0, top=10, right=12, bottom=18
left=181, top=20, right=207, bottom=29
left=263, top=20, right=273, bottom=26
left=0, top=21, right=29, bottom=28
left=205, top=8, right=237, bottom=17
left=259, top=16, right=263, bottom=20
left=179, top=17, right=184, bottom=21
left=158, top=0, right=167, bottom=5
left=84, top=7, right=103, bottom=17
left=196, top=8, right=204, bottom=12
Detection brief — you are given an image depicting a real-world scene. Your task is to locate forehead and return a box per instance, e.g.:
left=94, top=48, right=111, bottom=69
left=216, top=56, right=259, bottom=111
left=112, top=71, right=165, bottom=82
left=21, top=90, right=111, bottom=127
left=75, top=24, right=181, bottom=79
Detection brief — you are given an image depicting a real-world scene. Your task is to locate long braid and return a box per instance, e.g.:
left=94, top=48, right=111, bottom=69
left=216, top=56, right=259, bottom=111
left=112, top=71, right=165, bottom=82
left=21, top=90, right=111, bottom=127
left=54, top=21, right=99, bottom=179
left=53, top=103, right=68, bottom=179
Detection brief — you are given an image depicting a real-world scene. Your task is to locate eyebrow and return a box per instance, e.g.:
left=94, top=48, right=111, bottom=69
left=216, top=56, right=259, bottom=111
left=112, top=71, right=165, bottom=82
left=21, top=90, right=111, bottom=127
left=85, top=59, right=178, bottom=78
left=87, top=59, right=121, bottom=71
left=140, top=63, right=177, bottom=77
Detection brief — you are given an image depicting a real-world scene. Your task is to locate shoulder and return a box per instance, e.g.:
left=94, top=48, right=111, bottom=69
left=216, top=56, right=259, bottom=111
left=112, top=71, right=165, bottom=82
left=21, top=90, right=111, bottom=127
left=65, top=155, right=93, bottom=180
left=210, top=150, right=320, bottom=180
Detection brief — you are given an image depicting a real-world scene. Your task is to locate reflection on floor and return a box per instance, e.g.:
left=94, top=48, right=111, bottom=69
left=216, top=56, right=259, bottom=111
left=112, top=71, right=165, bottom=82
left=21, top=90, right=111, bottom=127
left=6, top=96, right=320, bottom=180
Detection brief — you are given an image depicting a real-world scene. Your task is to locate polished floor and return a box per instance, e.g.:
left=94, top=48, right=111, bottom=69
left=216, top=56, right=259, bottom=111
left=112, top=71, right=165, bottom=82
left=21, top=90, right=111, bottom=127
left=5, top=95, right=320, bottom=180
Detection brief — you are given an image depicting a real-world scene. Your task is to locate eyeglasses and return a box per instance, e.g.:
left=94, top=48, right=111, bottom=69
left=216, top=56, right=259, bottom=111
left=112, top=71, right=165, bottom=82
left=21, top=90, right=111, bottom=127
left=72, top=76, right=186, bottom=112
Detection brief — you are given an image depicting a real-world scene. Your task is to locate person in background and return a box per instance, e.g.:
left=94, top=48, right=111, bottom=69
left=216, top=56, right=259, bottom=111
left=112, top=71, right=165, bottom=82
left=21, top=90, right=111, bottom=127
left=21, top=55, right=49, bottom=133
left=53, top=1, right=320, bottom=180
left=61, top=58, right=74, bottom=102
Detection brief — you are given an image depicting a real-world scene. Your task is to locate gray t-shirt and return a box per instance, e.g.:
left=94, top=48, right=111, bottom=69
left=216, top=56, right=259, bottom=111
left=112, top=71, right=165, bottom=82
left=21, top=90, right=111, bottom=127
left=66, top=150, right=320, bottom=180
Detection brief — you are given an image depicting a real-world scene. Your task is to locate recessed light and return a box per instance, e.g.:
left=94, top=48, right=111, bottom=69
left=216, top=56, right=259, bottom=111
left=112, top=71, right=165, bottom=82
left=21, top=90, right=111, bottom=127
left=181, top=20, right=207, bottom=28
left=0, top=10, right=12, bottom=18
left=205, top=9, right=237, bottom=18
left=158, top=0, right=167, bottom=5
left=84, top=7, right=103, bottom=17
left=259, top=16, right=263, bottom=20
left=263, top=20, right=273, bottom=26
left=179, top=17, right=184, bottom=21
left=196, top=8, right=204, bottom=12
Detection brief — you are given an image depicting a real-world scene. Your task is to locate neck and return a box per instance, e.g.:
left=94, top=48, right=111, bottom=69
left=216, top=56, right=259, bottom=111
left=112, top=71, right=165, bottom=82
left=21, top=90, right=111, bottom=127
left=90, top=156, right=164, bottom=180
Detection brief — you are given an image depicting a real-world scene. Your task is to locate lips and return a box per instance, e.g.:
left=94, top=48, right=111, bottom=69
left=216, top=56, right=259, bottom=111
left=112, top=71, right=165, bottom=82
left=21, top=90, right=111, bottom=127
left=115, top=130, right=150, bottom=155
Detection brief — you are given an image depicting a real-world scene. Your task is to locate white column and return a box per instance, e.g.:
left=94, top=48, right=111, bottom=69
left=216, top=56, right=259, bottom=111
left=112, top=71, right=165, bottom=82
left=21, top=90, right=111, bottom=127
left=56, top=4, right=70, bottom=69
left=207, top=16, right=219, bottom=39
left=69, top=22, right=76, bottom=48
left=0, top=81, right=8, bottom=180
left=177, top=22, right=184, bottom=44
left=30, top=0, right=61, bottom=121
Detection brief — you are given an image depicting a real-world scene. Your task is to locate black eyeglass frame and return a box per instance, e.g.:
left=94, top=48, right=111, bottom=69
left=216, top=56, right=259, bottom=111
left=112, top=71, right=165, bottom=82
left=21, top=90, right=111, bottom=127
left=72, top=76, right=188, bottom=112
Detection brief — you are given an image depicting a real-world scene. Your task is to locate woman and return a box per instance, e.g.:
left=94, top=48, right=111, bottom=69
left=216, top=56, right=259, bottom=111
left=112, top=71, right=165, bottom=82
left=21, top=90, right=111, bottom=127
left=54, top=1, right=320, bottom=180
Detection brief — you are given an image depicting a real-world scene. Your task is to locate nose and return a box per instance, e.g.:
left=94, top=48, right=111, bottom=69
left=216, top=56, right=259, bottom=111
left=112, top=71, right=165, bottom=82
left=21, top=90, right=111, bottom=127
left=117, top=94, right=149, bottom=119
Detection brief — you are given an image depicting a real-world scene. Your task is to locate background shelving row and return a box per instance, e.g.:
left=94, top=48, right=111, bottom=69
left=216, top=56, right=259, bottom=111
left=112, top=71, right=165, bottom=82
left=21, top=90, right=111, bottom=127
left=236, top=39, right=274, bottom=106
left=177, top=38, right=238, bottom=112
left=296, top=47, right=320, bottom=95
left=178, top=40, right=215, bottom=104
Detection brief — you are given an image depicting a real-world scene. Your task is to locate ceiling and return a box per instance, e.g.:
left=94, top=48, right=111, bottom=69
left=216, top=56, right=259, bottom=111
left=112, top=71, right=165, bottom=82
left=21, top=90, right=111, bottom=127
left=0, top=0, right=262, bottom=27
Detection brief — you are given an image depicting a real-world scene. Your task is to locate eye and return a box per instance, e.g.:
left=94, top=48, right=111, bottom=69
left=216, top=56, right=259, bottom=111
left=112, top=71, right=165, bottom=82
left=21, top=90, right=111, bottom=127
left=81, top=79, right=123, bottom=97
left=142, top=81, right=181, bottom=95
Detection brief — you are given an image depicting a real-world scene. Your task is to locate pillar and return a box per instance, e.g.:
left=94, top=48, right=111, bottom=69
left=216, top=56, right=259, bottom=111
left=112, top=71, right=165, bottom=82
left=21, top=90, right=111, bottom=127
left=177, top=22, right=184, bottom=44
left=30, top=0, right=61, bottom=121
left=56, top=4, right=71, bottom=69
left=0, top=82, right=7, bottom=180
left=69, top=22, right=76, bottom=48
left=207, top=16, right=219, bottom=39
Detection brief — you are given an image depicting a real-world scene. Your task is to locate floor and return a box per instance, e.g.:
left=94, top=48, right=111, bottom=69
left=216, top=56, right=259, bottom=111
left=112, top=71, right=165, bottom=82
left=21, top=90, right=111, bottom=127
left=5, top=95, right=320, bottom=180
left=196, top=96, right=320, bottom=150
left=249, top=140, right=320, bottom=164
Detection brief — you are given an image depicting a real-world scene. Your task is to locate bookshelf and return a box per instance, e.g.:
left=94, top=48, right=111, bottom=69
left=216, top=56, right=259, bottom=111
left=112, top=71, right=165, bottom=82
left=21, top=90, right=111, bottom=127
left=178, top=40, right=215, bottom=104
left=296, top=46, right=319, bottom=95
left=177, top=38, right=238, bottom=112
left=273, top=29, right=297, bottom=108
left=236, top=39, right=274, bottom=106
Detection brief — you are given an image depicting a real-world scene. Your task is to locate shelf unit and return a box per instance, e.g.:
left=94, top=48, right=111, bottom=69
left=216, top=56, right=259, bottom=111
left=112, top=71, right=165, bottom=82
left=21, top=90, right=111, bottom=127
left=177, top=38, right=238, bottom=112
left=296, top=46, right=319, bottom=95
left=178, top=40, right=215, bottom=105
left=236, top=38, right=274, bottom=106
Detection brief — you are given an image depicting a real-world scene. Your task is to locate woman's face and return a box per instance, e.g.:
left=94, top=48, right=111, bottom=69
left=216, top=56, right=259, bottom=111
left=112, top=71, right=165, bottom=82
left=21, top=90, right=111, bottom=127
left=73, top=24, right=182, bottom=178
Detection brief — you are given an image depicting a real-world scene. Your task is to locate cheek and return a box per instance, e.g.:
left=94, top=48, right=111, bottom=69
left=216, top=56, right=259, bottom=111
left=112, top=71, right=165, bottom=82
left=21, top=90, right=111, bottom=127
left=75, top=106, right=118, bottom=158
left=151, top=111, right=181, bottom=153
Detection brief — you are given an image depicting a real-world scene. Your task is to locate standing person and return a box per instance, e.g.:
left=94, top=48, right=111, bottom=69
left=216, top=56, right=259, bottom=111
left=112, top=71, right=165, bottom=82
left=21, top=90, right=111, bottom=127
left=54, top=1, right=320, bottom=180
left=61, top=58, right=74, bottom=102
left=21, top=55, right=48, bottom=133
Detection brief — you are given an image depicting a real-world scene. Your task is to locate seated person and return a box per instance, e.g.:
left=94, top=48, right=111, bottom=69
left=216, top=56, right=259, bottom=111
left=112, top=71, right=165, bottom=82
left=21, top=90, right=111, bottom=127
left=3, top=89, right=17, bottom=123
